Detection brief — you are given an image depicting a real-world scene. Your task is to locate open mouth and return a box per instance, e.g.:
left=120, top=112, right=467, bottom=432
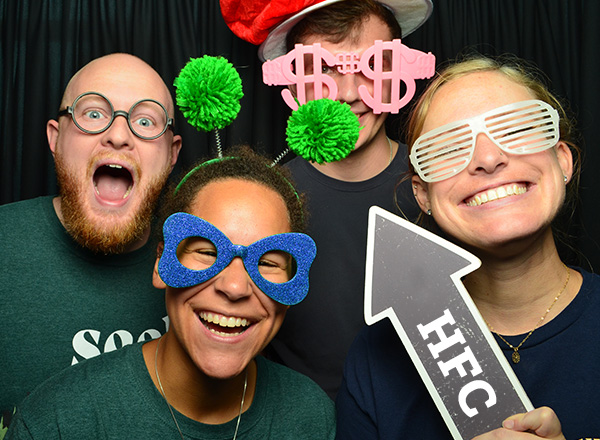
left=199, top=311, right=252, bottom=337
left=465, top=183, right=527, bottom=207
left=93, top=164, right=134, bottom=202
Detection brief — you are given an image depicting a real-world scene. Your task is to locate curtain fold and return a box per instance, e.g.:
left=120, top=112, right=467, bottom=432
left=1, top=0, right=599, bottom=269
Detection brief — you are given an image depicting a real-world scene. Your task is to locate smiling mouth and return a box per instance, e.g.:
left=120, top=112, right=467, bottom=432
left=465, top=183, right=527, bottom=207
left=93, top=164, right=133, bottom=202
left=199, top=312, right=252, bottom=337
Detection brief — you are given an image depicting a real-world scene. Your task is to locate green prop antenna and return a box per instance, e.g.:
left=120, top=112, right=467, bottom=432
left=174, top=55, right=243, bottom=157
left=281, top=98, right=361, bottom=165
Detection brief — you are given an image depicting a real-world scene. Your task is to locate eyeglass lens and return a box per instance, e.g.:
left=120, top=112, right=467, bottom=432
left=411, top=100, right=558, bottom=182
left=176, top=236, right=296, bottom=284
left=71, top=92, right=168, bottom=139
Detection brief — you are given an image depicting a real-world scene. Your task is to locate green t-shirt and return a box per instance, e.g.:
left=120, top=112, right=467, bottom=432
left=0, top=196, right=167, bottom=436
left=6, top=344, right=336, bottom=439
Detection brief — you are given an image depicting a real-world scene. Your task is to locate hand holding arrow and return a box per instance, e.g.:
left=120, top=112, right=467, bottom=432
left=364, top=206, right=533, bottom=440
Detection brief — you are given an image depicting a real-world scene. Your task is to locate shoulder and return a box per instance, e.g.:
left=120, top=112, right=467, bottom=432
left=253, top=357, right=335, bottom=437
left=579, top=267, right=600, bottom=286
left=7, top=344, right=149, bottom=439
left=284, top=156, right=306, bottom=173
left=284, top=157, right=315, bottom=191
left=0, top=196, right=52, bottom=221
left=17, top=343, right=142, bottom=412
left=349, top=319, right=402, bottom=355
left=256, top=356, right=335, bottom=418
left=258, top=356, right=332, bottom=404
left=573, top=267, right=600, bottom=302
left=343, top=320, right=415, bottom=385
left=0, top=196, right=60, bottom=251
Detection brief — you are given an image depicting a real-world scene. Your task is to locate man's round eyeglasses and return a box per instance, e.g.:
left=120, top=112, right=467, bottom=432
left=57, top=91, right=174, bottom=140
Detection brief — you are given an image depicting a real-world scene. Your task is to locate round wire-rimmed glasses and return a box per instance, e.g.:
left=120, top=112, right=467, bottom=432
left=57, top=91, right=174, bottom=140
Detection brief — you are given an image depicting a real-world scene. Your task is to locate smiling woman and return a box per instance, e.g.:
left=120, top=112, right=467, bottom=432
left=5, top=146, right=336, bottom=440
left=336, top=55, right=600, bottom=440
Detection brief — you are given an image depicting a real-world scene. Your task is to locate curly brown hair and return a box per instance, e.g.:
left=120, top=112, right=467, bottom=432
left=155, top=145, right=307, bottom=244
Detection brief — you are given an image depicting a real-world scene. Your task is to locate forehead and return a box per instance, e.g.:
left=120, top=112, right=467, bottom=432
left=300, top=15, right=393, bottom=52
left=65, top=56, right=172, bottom=111
left=189, top=179, right=290, bottom=239
left=423, top=71, right=536, bottom=131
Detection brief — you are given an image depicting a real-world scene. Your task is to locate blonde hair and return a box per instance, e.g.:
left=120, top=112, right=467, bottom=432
left=403, top=54, right=583, bottom=259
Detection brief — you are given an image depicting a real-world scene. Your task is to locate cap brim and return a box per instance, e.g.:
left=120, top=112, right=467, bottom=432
left=258, top=0, right=433, bottom=61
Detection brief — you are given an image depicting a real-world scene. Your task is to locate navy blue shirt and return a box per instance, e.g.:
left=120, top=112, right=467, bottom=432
left=266, top=147, right=419, bottom=399
left=337, top=268, right=600, bottom=440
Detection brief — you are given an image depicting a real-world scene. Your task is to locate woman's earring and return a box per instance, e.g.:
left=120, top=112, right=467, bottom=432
left=563, top=175, right=568, bottom=183
left=426, top=209, right=432, bottom=216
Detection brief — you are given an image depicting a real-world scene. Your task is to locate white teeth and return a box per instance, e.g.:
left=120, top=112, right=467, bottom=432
left=108, top=164, right=123, bottom=169
left=199, top=312, right=250, bottom=328
left=466, top=184, right=527, bottom=207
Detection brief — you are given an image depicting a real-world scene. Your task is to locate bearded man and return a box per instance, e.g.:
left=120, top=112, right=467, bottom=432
left=0, top=53, right=182, bottom=433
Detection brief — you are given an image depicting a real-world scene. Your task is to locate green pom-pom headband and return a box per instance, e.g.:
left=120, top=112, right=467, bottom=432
left=174, top=156, right=303, bottom=222
left=174, top=56, right=243, bottom=157
left=173, top=57, right=359, bottom=166
left=281, top=98, right=361, bottom=165
left=174, top=157, right=232, bottom=195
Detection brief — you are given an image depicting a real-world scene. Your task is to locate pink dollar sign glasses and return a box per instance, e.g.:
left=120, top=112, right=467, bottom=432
left=262, top=39, right=435, bottom=114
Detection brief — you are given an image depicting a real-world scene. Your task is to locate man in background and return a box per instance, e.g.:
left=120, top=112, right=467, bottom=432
left=221, top=0, right=433, bottom=399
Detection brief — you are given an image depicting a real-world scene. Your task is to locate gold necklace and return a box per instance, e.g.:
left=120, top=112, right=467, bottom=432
left=486, top=264, right=570, bottom=364
left=154, top=336, right=248, bottom=439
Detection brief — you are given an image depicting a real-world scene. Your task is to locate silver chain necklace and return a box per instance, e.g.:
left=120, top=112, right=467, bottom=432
left=154, top=336, right=248, bottom=440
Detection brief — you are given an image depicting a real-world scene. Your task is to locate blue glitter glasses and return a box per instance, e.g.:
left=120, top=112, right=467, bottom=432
left=157, top=213, right=317, bottom=306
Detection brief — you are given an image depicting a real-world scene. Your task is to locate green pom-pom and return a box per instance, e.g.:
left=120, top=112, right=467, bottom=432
left=286, top=99, right=360, bottom=164
left=174, top=56, right=243, bottom=132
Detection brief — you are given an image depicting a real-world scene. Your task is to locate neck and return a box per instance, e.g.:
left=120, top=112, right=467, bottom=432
left=464, top=229, right=581, bottom=335
left=309, top=130, right=395, bottom=181
left=143, top=333, right=255, bottom=424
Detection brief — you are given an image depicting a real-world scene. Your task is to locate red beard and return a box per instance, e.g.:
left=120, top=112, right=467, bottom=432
left=54, top=150, right=170, bottom=254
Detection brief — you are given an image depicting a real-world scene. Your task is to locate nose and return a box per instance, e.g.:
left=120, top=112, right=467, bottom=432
left=467, top=132, right=508, bottom=175
left=213, top=257, right=253, bottom=301
left=335, top=72, right=361, bottom=104
left=100, top=113, right=134, bottom=149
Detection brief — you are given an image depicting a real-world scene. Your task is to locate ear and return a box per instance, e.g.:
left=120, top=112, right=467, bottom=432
left=288, top=84, right=297, bottom=98
left=555, top=141, right=574, bottom=183
left=152, top=243, right=167, bottom=289
left=411, top=175, right=431, bottom=214
left=47, top=119, right=59, bottom=157
left=168, top=135, right=183, bottom=171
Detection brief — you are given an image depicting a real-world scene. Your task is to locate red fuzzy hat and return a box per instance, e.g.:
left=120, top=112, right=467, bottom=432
left=220, top=0, right=433, bottom=61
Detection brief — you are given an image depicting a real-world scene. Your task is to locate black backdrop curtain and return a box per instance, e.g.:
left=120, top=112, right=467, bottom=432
left=2, top=0, right=599, bottom=270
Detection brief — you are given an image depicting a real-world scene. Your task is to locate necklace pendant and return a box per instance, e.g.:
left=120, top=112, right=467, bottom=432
left=511, top=350, right=521, bottom=364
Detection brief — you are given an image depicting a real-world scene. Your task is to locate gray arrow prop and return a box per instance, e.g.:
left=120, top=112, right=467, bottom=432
left=364, top=206, right=533, bottom=440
